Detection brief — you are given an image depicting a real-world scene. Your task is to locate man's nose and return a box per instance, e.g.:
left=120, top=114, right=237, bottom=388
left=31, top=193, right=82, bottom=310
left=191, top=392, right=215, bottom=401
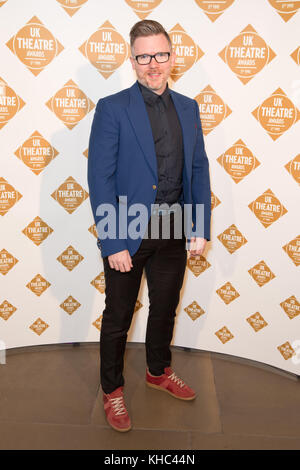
left=149, top=56, right=158, bottom=67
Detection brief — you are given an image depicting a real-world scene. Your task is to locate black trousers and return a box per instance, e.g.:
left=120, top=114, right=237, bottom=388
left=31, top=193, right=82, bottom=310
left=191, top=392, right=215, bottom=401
left=100, top=214, right=187, bottom=394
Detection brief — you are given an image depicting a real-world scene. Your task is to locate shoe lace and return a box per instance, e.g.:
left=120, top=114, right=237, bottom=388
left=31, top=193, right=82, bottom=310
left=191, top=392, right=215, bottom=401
left=168, top=371, right=185, bottom=388
left=110, top=396, right=126, bottom=415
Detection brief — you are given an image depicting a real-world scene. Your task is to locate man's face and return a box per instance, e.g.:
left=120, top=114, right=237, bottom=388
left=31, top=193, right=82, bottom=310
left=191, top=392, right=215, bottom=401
left=130, top=34, right=175, bottom=95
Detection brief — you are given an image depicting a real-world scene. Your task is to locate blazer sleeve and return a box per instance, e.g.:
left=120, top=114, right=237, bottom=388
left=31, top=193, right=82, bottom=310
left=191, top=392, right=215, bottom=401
left=87, top=98, right=128, bottom=258
left=191, top=99, right=211, bottom=241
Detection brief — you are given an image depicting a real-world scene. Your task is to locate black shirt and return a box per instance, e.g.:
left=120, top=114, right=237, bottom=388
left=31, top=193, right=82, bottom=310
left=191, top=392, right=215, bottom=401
left=138, top=82, right=184, bottom=206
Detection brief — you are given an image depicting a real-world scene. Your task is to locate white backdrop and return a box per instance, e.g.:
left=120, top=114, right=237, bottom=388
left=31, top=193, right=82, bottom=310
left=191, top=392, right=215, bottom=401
left=0, top=0, right=299, bottom=374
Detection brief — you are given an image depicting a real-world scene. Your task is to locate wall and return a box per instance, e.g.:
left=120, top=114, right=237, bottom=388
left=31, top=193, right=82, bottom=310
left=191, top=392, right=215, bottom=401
left=0, top=0, right=299, bottom=374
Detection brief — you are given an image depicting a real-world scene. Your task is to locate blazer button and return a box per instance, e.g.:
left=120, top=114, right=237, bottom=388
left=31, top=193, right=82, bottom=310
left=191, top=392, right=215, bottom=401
left=152, top=184, right=157, bottom=190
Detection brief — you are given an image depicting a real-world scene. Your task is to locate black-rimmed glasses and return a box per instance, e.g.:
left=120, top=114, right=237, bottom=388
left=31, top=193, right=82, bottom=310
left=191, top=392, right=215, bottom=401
left=134, top=52, right=170, bottom=65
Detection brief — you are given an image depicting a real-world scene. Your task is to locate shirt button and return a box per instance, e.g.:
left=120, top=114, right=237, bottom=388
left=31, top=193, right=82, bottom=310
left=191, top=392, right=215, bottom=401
left=152, top=184, right=157, bottom=190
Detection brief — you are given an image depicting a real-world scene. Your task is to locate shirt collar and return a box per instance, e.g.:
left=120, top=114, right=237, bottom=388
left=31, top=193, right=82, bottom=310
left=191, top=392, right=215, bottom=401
left=138, top=82, right=171, bottom=108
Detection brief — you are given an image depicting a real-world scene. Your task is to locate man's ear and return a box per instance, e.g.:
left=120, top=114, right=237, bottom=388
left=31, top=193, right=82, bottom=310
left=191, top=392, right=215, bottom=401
left=130, top=56, right=136, bottom=70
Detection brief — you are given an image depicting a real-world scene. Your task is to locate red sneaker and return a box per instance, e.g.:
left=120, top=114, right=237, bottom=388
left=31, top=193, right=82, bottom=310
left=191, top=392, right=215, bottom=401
left=103, top=386, right=132, bottom=432
left=146, top=367, right=196, bottom=401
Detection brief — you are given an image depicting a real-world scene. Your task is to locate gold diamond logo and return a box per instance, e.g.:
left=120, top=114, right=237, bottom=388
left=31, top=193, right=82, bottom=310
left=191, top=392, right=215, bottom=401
left=134, top=300, right=143, bottom=313
left=0, top=77, right=25, bottom=130
left=56, top=0, right=88, bottom=16
left=0, top=300, right=17, bottom=320
left=22, top=216, right=53, bottom=246
left=291, top=46, right=300, bottom=65
left=211, top=191, right=221, bottom=210
left=26, top=274, right=51, bottom=297
left=285, top=154, right=300, bottom=185
left=46, top=79, right=95, bottom=129
left=91, top=271, right=105, bottom=293
left=0, top=249, right=18, bottom=275
left=283, top=235, right=300, bottom=266
left=88, top=223, right=97, bottom=238
left=215, top=326, right=234, bottom=344
left=248, top=260, right=275, bottom=287
left=15, top=131, right=59, bottom=175
left=248, top=189, right=287, bottom=228
left=280, top=296, right=300, bottom=320
left=216, top=282, right=240, bottom=305
left=57, top=245, right=84, bottom=271
left=0, top=177, right=22, bottom=216
left=30, top=317, right=49, bottom=336
left=219, top=25, right=276, bottom=84
left=194, top=0, right=235, bottom=22
left=60, top=295, right=81, bottom=315
left=79, top=21, right=130, bottom=79
left=124, top=0, right=163, bottom=19
left=246, top=312, right=268, bottom=332
left=51, top=176, right=89, bottom=214
left=195, top=85, right=232, bottom=135
left=268, top=0, right=300, bottom=22
left=184, top=301, right=205, bottom=321
left=169, top=24, right=204, bottom=82
left=252, top=88, right=300, bottom=140
left=92, top=314, right=103, bottom=331
left=187, top=255, right=211, bottom=277
left=277, top=341, right=295, bottom=360
left=217, top=224, right=247, bottom=254
left=217, top=139, right=260, bottom=183
left=6, top=16, right=64, bottom=76
left=83, top=148, right=88, bottom=159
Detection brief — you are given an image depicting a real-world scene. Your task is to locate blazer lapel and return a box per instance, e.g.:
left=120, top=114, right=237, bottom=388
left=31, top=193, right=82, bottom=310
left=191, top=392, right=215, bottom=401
left=126, top=82, right=195, bottom=181
left=169, top=89, right=194, bottom=179
left=126, top=82, right=157, bottom=179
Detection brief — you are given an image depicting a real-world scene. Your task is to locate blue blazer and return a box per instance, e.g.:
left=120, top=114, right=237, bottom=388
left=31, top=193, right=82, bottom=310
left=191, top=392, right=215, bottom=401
left=88, top=81, right=211, bottom=258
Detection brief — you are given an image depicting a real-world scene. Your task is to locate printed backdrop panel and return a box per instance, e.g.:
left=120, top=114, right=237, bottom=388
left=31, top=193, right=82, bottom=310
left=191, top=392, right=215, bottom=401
left=0, top=0, right=299, bottom=375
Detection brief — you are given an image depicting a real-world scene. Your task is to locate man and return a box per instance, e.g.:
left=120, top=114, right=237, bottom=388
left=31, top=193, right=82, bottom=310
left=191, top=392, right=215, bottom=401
left=88, top=20, right=211, bottom=432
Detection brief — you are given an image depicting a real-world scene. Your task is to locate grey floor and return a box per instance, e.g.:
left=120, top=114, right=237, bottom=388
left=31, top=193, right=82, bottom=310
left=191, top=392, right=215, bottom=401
left=0, top=342, right=300, bottom=450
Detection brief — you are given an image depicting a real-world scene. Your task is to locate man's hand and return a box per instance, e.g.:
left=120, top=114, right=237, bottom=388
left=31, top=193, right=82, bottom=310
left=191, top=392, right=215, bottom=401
left=108, top=249, right=133, bottom=272
left=188, top=237, right=207, bottom=257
